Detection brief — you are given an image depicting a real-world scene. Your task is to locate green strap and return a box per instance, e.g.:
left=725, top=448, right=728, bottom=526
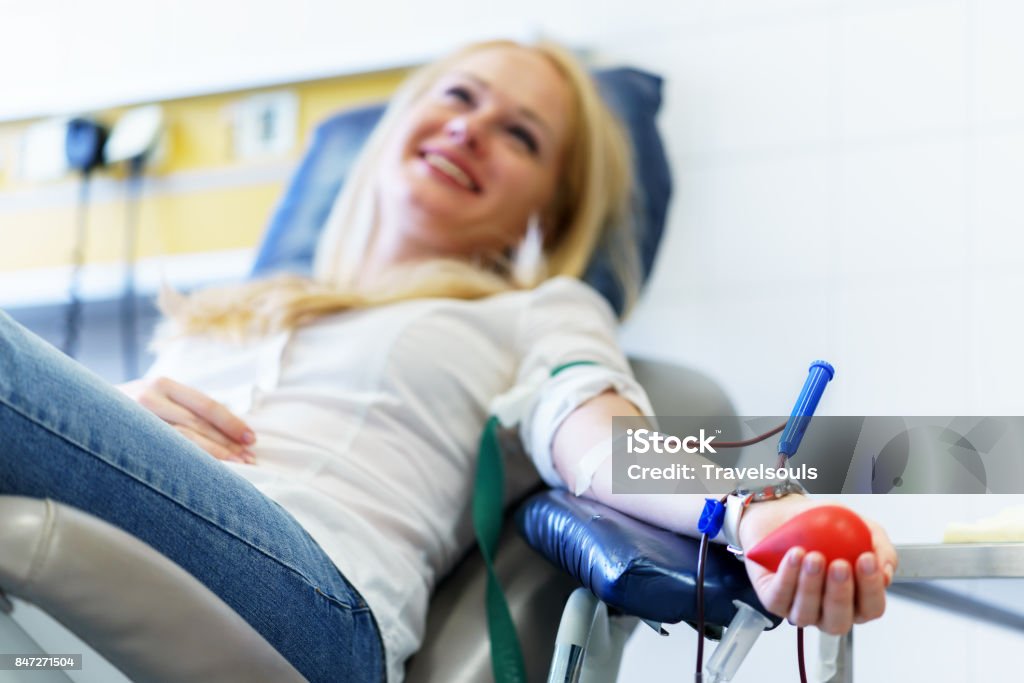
left=473, top=360, right=598, bottom=683
left=474, top=416, right=526, bottom=683
left=550, top=359, right=598, bottom=377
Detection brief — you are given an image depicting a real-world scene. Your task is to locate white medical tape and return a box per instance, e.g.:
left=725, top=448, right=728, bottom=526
left=573, top=433, right=628, bottom=496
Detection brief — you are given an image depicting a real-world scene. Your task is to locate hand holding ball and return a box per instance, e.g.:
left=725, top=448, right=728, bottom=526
left=745, top=505, right=873, bottom=572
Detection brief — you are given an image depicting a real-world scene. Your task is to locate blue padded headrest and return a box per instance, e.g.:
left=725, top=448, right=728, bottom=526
left=251, top=67, right=671, bottom=315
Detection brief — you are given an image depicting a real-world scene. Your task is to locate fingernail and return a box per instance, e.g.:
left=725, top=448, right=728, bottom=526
left=804, top=555, right=823, bottom=576
left=242, top=430, right=256, bottom=445
left=242, top=450, right=256, bottom=463
left=860, top=554, right=877, bottom=576
left=831, top=563, right=850, bottom=582
left=789, top=548, right=805, bottom=567
left=884, top=563, right=894, bottom=585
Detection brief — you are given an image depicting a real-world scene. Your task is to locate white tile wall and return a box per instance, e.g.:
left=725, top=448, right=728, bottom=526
left=839, top=2, right=968, bottom=141
left=704, top=0, right=835, bottom=25
left=606, top=0, right=1024, bottom=679
left=969, top=272, right=1024, bottom=413
left=683, top=153, right=834, bottom=288
left=611, top=0, right=1016, bottom=417
left=972, top=0, right=1024, bottom=125
left=682, top=17, right=833, bottom=155
left=832, top=273, right=970, bottom=414
left=836, top=138, right=969, bottom=278
left=973, top=130, right=1024, bottom=269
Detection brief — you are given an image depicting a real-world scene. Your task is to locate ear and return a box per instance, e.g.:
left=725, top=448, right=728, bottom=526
left=512, top=214, right=546, bottom=287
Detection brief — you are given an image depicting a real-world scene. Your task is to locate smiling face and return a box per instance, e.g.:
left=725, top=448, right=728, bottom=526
left=373, top=46, right=573, bottom=265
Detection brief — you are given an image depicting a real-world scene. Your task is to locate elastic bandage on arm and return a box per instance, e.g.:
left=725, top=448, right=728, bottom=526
left=573, top=432, right=628, bottom=496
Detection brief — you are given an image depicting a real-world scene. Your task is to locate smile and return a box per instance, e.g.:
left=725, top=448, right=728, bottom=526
left=420, top=152, right=481, bottom=193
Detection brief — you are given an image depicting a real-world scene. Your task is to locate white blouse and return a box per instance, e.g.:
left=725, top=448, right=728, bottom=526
left=145, top=276, right=653, bottom=682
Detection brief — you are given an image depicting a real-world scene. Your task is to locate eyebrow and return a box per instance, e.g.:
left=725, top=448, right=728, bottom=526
left=452, top=71, right=554, bottom=138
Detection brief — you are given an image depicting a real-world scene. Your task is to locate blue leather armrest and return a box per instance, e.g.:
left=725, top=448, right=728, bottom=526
left=515, top=489, right=782, bottom=629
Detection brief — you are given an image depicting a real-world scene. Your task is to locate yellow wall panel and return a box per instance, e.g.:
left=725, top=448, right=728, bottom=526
left=0, top=184, right=278, bottom=271
left=296, top=68, right=409, bottom=135
left=0, top=67, right=408, bottom=275
left=147, top=185, right=279, bottom=254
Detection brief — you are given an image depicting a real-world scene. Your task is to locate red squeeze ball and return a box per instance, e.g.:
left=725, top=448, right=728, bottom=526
left=745, top=505, right=873, bottom=572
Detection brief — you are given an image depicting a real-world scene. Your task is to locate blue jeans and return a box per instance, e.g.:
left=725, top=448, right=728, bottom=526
left=0, top=311, right=385, bottom=682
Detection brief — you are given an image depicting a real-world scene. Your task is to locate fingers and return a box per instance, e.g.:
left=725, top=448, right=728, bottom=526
left=818, top=560, right=855, bottom=634
left=129, top=377, right=256, bottom=463
left=172, top=404, right=254, bottom=461
left=754, top=551, right=886, bottom=634
left=758, top=547, right=805, bottom=617
left=135, top=385, right=201, bottom=427
left=745, top=504, right=894, bottom=634
left=867, top=520, right=898, bottom=587
left=853, top=552, right=887, bottom=624
left=162, top=378, right=255, bottom=447
left=788, top=552, right=826, bottom=627
left=176, top=426, right=254, bottom=464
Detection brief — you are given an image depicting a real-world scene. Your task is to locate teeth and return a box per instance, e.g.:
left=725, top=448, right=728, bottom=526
left=424, top=153, right=476, bottom=191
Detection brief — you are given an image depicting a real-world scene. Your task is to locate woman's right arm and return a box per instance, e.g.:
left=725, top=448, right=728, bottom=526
left=551, top=389, right=895, bottom=635
left=118, top=377, right=257, bottom=464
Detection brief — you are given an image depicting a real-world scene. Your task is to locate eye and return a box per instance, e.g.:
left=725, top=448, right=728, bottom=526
left=507, top=124, right=539, bottom=154
left=444, top=85, right=474, bottom=105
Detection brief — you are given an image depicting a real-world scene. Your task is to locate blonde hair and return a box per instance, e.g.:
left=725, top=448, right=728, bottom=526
left=162, top=39, right=639, bottom=340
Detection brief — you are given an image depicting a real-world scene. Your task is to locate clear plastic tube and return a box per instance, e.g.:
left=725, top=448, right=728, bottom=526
left=704, top=600, right=772, bottom=683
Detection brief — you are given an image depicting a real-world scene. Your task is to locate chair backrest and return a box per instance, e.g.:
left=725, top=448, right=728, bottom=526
left=629, top=357, right=736, bottom=418
left=250, top=67, right=672, bottom=315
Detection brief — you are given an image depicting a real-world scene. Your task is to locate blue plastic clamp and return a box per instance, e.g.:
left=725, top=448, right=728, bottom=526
left=777, top=360, right=835, bottom=459
left=698, top=498, right=726, bottom=538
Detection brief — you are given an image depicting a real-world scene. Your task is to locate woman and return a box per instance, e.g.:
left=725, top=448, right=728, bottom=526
left=0, top=40, right=895, bottom=682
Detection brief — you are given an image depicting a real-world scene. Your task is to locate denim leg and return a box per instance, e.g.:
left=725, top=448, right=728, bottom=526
left=0, top=311, right=384, bottom=683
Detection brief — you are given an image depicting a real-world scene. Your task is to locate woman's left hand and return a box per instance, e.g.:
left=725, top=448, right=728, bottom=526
left=737, top=496, right=897, bottom=634
left=118, top=376, right=256, bottom=465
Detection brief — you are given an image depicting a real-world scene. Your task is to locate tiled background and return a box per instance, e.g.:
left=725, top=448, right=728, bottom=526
left=611, top=1, right=1024, bottom=680
left=618, top=0, right=1023, bottom=419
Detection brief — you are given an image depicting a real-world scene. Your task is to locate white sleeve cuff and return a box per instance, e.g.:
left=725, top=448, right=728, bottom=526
left=520, top=366, right=655, bottom=489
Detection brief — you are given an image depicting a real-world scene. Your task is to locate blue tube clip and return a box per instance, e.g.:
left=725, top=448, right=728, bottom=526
left=698, top=498, right=726, bottom=538
left=777, top=360, right=834, bottom=459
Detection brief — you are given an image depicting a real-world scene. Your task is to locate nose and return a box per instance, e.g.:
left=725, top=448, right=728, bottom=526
left=445, top=114, right=485, bottom=153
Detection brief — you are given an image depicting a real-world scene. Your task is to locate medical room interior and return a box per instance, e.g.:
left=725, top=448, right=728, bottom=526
left=1, top=1, right=1023, bottom=681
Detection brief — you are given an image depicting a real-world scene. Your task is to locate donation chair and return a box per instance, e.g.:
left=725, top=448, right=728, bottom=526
left=0, top=66, right=780, bottom=683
